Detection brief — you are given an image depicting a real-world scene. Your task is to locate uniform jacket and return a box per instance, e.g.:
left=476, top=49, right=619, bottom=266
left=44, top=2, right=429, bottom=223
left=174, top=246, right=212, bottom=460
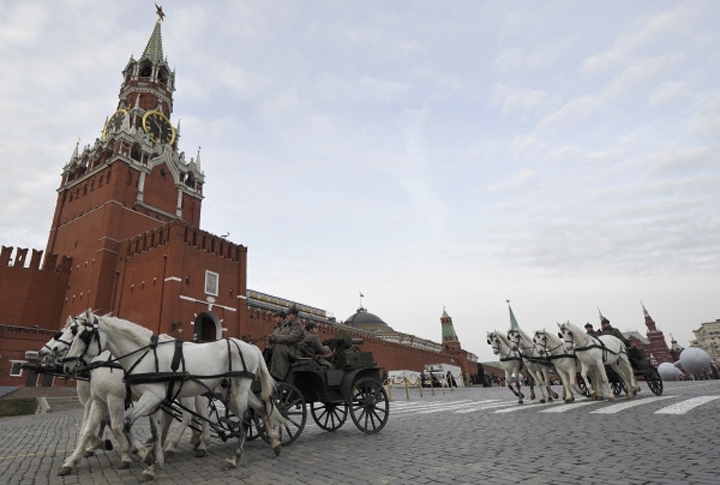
left=304, top=331, right=330, bottom=357
left=600, top=326, right=631, bottom=347
left=272, top=317, right=304, bottom=346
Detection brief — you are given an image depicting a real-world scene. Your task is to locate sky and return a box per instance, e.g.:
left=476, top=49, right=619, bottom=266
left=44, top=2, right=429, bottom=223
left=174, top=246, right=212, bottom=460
left=1, top=1, right=719, bottom=362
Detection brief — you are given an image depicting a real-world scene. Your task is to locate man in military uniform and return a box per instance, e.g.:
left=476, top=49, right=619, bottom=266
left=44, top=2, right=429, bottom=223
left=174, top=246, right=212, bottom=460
left=269, top=305, right=304, bottom=381
left=263, top=310, right=287, bottom=365
left=303, top=322, right=332, bottom=359
left=584, top=322, right=598, bottom=337
left=599, top=317, right=631, bottom=347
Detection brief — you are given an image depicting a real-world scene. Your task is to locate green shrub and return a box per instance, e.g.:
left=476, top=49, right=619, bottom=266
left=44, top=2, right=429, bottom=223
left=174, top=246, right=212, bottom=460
left=0, top=398, right=37, bottom=417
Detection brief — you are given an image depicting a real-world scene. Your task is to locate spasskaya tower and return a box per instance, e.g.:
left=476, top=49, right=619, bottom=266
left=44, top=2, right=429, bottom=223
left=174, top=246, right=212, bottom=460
left=45, top=7, right=208, bottom=324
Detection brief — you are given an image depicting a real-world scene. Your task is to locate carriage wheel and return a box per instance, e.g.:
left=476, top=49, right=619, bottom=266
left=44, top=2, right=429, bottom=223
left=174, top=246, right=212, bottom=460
left=311, top=402, right=348, bottom=431
left=259, top=382, right=306, bottom=446
left=610, top=377, right=625, bottom=396
left=349, top=377, right=389, bottom=434
left=646, top=366, right=664, bottom=396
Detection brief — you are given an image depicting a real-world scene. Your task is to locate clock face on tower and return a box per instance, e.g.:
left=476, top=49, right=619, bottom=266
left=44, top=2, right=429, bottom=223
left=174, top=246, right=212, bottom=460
left=103, top=109, right=127, bottom=139
left=142, top=110, right=176, bottom=145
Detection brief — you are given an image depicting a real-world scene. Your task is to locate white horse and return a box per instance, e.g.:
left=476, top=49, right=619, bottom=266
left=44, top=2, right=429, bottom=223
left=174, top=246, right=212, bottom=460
left=532, top=329, right=588, bottom=403
left=506, top=328, right=558, bottom=403
left=39, top=321, right=210, bottom=476
left=62, top=310, right=284, bottom=481
left=486, top=331, right=534, bottom=404
left=557, top=321, right=638, bottom=401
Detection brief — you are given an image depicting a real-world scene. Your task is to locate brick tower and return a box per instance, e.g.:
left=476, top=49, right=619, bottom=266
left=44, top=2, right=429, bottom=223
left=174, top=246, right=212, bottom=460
left=45, top=10, right=205, bottom=325
left=640, top=301, right=673, bottom=364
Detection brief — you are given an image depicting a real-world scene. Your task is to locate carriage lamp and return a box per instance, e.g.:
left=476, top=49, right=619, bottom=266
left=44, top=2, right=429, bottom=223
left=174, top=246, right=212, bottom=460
left=171, top=322, right=184, bottom=333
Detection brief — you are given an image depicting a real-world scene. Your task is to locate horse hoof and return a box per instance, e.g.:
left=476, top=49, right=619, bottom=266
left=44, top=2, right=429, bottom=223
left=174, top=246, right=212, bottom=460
left=221, top=461, right=237, bottom=471
left=194, top=449, right=206, bottom=458
left=140, top=472, right=155, bottom=482
left=608, top=396, right=615, bottom=402
left=118, top=461, right=131, bottom=470
left=272, top=443, right=282, bottom=456
left=83, top=450, right=95, bottom=457
left=105, top=439, right=113, bottom=451
left=193, top=441, right=200, bottom=451
left=164, top=449, right=175, bottom=458
left=58, top=466, right=72, bottom=476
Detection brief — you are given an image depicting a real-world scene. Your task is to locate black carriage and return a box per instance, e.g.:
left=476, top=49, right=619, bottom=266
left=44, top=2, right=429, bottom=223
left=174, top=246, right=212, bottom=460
left=576, top=347, right=663, bottom=397
left=247, top=329, right=390, bottom=446
left=607, top=347, right=663, bottom=396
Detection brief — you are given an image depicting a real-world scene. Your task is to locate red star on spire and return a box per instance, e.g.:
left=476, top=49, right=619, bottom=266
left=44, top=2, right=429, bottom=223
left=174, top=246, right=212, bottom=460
left=155, top=4, right=166, bottom=22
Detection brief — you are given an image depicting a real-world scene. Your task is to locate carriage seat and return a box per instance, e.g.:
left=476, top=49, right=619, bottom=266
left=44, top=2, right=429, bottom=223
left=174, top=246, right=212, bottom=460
left=626, top=346, right=646, bottom=369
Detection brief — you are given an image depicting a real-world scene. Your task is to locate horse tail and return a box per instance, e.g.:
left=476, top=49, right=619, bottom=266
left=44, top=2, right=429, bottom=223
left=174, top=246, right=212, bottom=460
left=256, top=349, right=276, bottom=414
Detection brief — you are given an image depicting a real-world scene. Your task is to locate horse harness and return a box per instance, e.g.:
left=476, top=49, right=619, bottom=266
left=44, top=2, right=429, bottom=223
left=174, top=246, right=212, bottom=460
left=535, top=334, right=578, bottom=363
left=63, top=317, right=257, bottom=413
left=568, top=333, right=626, bottom=364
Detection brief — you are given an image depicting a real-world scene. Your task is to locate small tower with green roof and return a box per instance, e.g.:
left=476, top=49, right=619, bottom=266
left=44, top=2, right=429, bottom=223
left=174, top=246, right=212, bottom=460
left=440, top=307, right=461, bottom=352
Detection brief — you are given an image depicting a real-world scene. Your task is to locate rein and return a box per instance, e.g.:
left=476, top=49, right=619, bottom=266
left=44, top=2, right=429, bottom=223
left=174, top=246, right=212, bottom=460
left=66, top=316, right=257, bottom=411
left=536, top=338, right=576, bottom=361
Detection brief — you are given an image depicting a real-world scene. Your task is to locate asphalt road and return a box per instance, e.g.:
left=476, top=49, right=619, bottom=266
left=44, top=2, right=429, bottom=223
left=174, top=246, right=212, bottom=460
left=1, top=380, right=718, bottom=485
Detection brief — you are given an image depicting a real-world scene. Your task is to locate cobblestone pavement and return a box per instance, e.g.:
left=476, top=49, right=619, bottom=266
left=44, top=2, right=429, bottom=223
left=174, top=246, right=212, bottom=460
left=1, top=380, right=719, bottom=485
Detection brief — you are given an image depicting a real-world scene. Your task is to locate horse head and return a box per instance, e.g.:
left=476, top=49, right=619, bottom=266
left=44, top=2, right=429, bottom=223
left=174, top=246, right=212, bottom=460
left=533, top=330, right=550, bottom=356
left=506, top=328, right=521, bottom=351
left=62, top=309, right=104, bottom=377
left=557, top=322, right=577, bottom=351
left=486, top=331, right=501, bottom=355
left=39, top=316, right=82, bottom=365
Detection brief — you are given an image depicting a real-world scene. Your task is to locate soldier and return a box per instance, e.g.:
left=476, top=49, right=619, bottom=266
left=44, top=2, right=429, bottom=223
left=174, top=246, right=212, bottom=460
left=272, top=309, right=286, bottom=329
left=584, top=322, right=598, bottom=337
left=262, top=310, right=287, bottom=364
left=269, top=305, right=304, bottom=381
left=303, top=322, right=331, bottom=359
left=599, top=317, right=631, bottom=347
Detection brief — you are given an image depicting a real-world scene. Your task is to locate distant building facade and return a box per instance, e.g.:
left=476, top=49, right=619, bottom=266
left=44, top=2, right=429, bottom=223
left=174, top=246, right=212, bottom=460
left=691, top=319, right=720, bottom=361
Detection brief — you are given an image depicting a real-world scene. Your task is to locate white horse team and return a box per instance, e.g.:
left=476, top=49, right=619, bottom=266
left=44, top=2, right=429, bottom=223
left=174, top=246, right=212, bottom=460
left=38, top=309, right=284, bottom=481
left=488, top=320, right=638, bottom=404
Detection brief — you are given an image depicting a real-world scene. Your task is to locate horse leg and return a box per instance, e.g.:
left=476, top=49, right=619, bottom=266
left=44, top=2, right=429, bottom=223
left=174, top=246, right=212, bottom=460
left=560, top=370, right=574, bottom=402
left=612, top=360, right=636, bottom=399
left=162, top=404, right=181, bottom=457
left=222, top=381, right=252, bottom=470
left=594, top=365, right=612, bottom=401
left=58, top=399, right=106, bottom=475
left=122, top=393, right=165, bottom=480
left=138, top=410, right=165, bottom=482
left=528, top=375, right=536, bottom=401
left=192, top=395, right=210, bottom=457
left=579, top=362, right=596, bottom=399
left=545, top=368, right=558, bottom=400
left=505, top=372, right=523, bottom=404
left=532, top=369, right=547, bottom=403
left=106, top=395, right=133, bottom=469
left=559, top=366, right=575, bottom=402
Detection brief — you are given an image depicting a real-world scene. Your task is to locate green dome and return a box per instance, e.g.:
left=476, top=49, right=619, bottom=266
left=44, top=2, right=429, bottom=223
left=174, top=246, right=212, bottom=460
left=344, top=307, right=391, bottom=332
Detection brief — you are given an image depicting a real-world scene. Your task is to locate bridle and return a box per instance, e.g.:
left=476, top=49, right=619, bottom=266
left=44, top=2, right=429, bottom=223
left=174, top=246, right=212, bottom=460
left=60, top=317, right=103, bottom=372
left=536, top=331, right=576, bottom=361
